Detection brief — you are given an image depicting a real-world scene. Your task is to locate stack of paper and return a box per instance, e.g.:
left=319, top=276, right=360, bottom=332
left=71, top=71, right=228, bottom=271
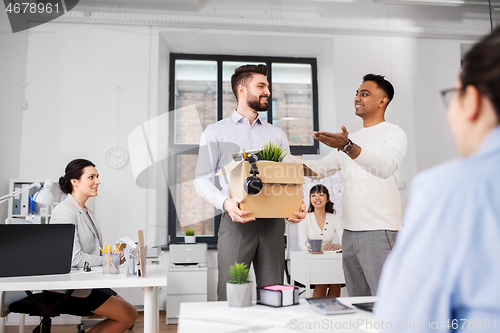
left=258, top=285, right=298, bottom=307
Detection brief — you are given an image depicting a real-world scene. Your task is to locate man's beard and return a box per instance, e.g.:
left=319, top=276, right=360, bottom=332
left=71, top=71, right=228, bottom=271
left=246, top=94, right=269, bottom=111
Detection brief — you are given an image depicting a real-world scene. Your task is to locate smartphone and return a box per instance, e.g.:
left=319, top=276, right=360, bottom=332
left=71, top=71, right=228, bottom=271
left=352, top=302, right=375, bottom=312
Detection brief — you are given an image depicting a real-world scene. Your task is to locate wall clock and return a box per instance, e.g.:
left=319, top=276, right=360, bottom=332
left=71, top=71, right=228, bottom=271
left=106, top=147, right=129, bottom=169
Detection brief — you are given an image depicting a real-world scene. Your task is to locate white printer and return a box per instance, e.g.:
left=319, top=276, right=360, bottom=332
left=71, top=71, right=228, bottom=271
left=166, top=243, right=208, bottom=324
left=169, top=243, right=207, bottom=268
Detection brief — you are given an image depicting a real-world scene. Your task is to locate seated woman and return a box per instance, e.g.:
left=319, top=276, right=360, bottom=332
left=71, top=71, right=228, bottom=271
left=50, top=159, right=137, bottom=333
left=298, top=184, right=343, bottom=298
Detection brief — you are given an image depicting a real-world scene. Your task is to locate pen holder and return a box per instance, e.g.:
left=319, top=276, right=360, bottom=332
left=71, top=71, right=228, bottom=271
left=102, top=253, right=120, bottom=274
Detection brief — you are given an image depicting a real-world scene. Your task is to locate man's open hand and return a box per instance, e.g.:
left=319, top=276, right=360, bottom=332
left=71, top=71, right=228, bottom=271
left=313, top=125, right=350, bottom=150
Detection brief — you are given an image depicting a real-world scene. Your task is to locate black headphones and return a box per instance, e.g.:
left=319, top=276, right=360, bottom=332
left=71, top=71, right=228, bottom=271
left=243, top=154, right=263, bottom=195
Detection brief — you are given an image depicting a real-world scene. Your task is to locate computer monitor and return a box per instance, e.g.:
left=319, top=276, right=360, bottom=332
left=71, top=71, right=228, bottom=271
left=0, top=224, right=75, bottom=278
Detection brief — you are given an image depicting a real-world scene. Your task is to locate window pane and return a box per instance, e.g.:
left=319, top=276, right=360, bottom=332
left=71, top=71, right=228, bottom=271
left=174, top=60, right=217, bottom=144
left=271, top=63, right=314, bottom=146
left=222, top=61, right=266, bottom=120
left=175, top=154, right=215, bottom=237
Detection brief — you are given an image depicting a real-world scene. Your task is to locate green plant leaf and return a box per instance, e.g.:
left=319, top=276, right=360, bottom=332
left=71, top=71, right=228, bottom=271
left=258, top=140, right=288, bottom=162
left=228, top=262, right=250, bottom=284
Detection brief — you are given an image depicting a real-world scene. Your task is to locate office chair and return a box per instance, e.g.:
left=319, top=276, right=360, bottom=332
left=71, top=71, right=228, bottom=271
left=8, top=290, right=74, bottom=333
left=6, top=292, right=119, bottom=333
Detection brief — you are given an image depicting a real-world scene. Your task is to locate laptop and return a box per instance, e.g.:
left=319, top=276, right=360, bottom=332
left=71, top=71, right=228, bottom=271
left=0, top=224, right=75, bottom=278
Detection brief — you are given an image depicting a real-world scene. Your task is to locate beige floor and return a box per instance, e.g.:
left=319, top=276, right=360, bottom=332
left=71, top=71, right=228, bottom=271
left=4, top=311, right=177, bottom=333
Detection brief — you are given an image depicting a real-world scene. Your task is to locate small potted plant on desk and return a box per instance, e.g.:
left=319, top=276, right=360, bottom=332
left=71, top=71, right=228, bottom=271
left=184, top=228, right=196, bottom=243
left=226, top=262, right=252, bottom=307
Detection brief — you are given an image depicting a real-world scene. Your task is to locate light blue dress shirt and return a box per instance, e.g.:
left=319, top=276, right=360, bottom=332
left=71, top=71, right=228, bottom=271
left=375, top=126, right=500, bottom=332
left=194, top=110, right=292, bottom=211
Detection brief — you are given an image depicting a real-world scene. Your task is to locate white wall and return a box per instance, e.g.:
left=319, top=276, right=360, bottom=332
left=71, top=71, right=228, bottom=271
left=0, top=11, right=28, bottom=222
left=329, top=34, right=467, bottom=207
left=19, top=23, right=152, bottom=246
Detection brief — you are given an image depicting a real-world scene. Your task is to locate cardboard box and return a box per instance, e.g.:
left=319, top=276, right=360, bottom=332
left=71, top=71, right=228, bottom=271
left=216, top=160, right=316, bottom=219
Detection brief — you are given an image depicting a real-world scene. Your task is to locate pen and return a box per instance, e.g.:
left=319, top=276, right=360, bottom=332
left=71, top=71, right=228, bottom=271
left=100, top=247, right=105, bottom=255
left=114, top=244, right=122, bottom=254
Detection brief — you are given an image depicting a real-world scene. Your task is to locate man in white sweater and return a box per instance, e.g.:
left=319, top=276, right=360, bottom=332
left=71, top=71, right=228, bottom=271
left=294, top=74, right=407, bottom=296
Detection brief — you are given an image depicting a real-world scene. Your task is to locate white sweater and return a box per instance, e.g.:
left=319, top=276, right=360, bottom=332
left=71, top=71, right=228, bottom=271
left=295, top=122, right=407, bottom=231
left=298, top=212, right=343, bottom=251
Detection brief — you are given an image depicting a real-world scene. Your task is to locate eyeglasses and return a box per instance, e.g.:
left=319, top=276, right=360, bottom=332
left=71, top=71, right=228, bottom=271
left=440, top=88, right=461, bottom=109
left=441, top=85, right=493, bottom=109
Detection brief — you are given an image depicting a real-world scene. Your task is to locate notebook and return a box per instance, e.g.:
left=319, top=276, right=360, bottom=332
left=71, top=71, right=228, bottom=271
left=0, top=224, right=75, bottom=278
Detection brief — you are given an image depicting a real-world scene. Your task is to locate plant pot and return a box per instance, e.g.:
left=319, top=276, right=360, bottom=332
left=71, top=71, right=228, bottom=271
left=226, top=282, right=253, bottom=307
left=184, top=235, right=196, bottom=243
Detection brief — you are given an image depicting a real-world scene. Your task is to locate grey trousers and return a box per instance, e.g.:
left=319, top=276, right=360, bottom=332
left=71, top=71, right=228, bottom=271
left=217, top=212, right=285, bottom=301
left=342, top=229, right=397, bottom=297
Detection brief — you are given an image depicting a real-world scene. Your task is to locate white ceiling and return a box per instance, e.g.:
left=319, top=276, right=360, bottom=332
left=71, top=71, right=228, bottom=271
left=75, top=0, right=202, bottom=13
left=161, top=29, right=333, bottom=57
left=74, top=0, right=497, bottom=15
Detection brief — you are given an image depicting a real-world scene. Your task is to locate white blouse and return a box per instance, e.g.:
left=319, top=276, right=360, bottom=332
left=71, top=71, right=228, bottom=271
left=298, top=212, right=343, bottom=251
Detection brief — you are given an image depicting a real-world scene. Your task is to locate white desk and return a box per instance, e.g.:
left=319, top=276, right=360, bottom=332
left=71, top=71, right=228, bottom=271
left=290, top=251, right=345, bottom=298
left=0, top=265, right=168, bottom=333
left=178, top=296, right=378, bottom=333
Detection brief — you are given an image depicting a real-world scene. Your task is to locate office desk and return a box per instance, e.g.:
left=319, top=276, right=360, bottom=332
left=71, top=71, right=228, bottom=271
left=290, top=251, right=345, bottom=298
left=0, top=265, right=168, bottom=333
left=178, top=296, right=378, bottom=333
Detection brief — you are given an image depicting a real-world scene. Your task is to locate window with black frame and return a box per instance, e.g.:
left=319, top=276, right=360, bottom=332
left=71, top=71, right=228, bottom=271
left=167, top=54, right=319, bottom=247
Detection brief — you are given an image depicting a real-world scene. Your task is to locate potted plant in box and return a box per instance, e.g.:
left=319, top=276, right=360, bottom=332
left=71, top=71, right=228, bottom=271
left=184, top=228, right=196, bottom=243
left=226, top=262, right=252, bottom=307
left=257, top=140, right=289, bottom=162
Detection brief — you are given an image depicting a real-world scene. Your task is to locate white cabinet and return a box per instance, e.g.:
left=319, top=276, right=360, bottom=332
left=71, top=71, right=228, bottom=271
left=166, top=266, right=208, bottom=323
left=6, top=179, right=60, bottom=224
left=166, top=243, right=208, bottom=324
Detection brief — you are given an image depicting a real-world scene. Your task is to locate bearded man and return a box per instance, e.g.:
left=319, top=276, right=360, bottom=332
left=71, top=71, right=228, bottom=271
left=194, top=64, right=305, bottom=301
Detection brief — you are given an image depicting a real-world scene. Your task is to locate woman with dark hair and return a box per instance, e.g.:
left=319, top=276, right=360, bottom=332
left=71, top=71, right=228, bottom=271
left=376, top=27, right=500, bottom=329
left=298, top=184, right=343, bottom=297
left=50, top=159, right=137, bottom=333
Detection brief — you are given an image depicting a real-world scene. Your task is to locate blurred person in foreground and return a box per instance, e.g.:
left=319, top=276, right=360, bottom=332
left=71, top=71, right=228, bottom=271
left=376, top=27, right=500, bottom=332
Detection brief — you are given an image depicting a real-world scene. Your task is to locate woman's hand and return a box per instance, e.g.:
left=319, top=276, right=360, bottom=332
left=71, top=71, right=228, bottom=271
left=331, top=244, right=342, bottom=251
left=322, top=244, right=334, bottom=251
left=322, top=244, right=342, bottom=251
